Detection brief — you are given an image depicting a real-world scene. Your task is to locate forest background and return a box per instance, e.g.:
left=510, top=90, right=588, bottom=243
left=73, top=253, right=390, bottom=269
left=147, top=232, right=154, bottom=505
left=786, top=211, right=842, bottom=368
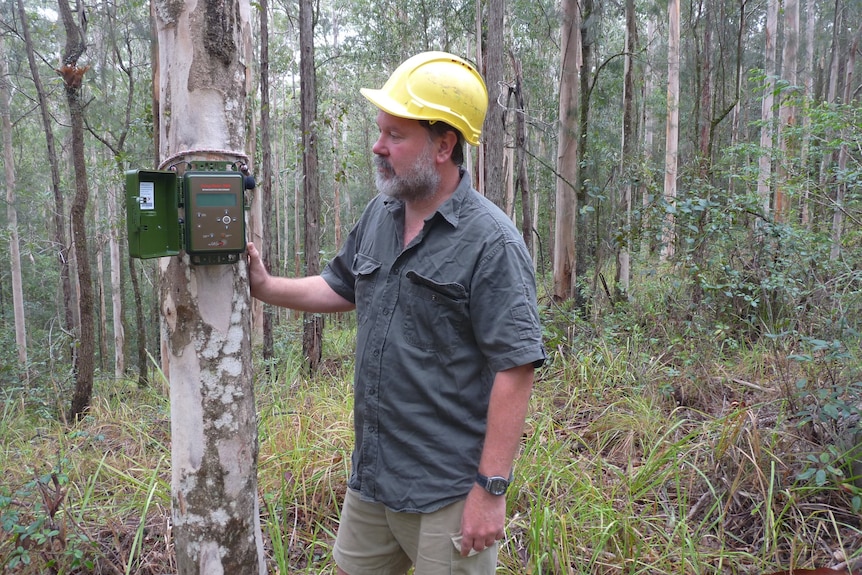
left=1, top=0, right=862, bottom=573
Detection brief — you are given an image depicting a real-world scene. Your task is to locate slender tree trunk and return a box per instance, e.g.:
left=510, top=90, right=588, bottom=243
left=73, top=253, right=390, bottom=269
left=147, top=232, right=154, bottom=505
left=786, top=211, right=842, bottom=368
left=108, top=181, right=125, bottom=379
left=0, top=37, right=28, bottom=375
left=299, top=0, right=323, bottom=372
left=58, top=0, right=96, bottom=421
left=661, top=0, right=680, bottom=260
left=509, top=53, right=533, bottom=253
left=128, top=257, right=148, bottom=385
left=483, top=0, right=506, bottom=211
left=697, top=2, right=712, bottom=174
left=800, top=0, right=815, bottom=227
left=17, top=0, right=75, bottom=357
left=640, top=14, right=657, bottom=257
left=553, top=0, right=580, bottom=301
left=260, top=0, right=275, bottom=362
left=95, top=199, right=109, bottom=371
left=152, top=0, right=265, bottom=571
left=757, top=0, right=779, bottom=220
left=818, top=0, right=842, bottom=205
left=576, top=0, right=593, bottom=288
left=616, top=0, right=636, bottom=297
left=775, top=0, right=799, bottom=222
left=830, top=24, right=861, bottom=260
left=729, top=0, right=747, bottom=185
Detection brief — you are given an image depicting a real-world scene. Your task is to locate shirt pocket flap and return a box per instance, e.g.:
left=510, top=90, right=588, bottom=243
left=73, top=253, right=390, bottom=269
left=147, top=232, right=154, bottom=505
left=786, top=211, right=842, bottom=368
left=405, top=270, right=467, bottom=301
left=352, top=252, right=382, bottom=277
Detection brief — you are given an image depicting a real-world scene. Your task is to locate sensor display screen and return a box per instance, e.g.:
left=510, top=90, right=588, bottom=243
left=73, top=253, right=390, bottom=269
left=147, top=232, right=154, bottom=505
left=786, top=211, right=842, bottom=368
left=196, top=192, right=238, bottom=207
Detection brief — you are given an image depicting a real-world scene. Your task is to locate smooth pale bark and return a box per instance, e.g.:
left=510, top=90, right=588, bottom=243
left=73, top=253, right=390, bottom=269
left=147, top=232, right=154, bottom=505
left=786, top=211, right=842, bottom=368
left=553, top=0, right=580, bottom=300
left=775, top=0, right=799, bottom=221
left=661, top=0, right=680, bottom=261
left=95, top=199, right=109, bottom=371
left=152, top=0, right=265, bottom=571
left=299, top=0, right=323, bottom=372
left=730, top=0, right=747, bottom=153
left=757, top=0, right=779, bottom=219
left=616, top=0, right=636, bottom=296
left=817, top=0, right=842, bottom=201
left=800, top=0, right=815, bottom=226
left=830, top=24, right=862, bottom=261
left=640, top=15, right=657, bottom=257
left=0, top=36, right=28, bottom=373
left=108, top=180, right=125, bottom=379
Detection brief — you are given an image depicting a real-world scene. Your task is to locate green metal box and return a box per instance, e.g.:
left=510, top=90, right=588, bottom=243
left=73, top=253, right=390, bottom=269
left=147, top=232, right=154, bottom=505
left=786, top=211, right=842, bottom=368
left=125, top=169, right=180, bottom=259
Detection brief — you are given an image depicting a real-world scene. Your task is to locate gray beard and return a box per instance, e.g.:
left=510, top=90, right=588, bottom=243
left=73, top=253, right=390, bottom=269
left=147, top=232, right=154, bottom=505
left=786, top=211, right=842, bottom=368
left=374, top=153, right=440, bottom=203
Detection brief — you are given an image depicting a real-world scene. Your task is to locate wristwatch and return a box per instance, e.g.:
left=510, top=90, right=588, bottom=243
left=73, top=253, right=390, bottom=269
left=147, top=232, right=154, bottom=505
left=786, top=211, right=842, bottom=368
left=475, top=471, right=513, bottom=496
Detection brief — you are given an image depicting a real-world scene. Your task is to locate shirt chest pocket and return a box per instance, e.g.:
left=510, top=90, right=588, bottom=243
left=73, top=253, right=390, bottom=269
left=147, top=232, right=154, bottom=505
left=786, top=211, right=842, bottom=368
left=403, top=271, right=469, bottom=352
left=352, top=253, right=381, bottom=326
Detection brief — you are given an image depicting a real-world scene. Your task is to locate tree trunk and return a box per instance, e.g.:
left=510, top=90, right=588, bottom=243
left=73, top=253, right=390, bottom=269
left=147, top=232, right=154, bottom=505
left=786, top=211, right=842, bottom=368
left=300, top=0, right=323, bottom=372
left=509, top=53, right=533, bottom=253
left=482, top=0, right=506, bottom=211
left=830, top=23, right=861, bottom=261
left=129, top=257, right=149, bottom=386
left=775, top=0, right=799, bottom=222
left=553, top=0, right=580, bottom=301
left=575, top=0, right=593, bottom=288
left=800, top=0, right=815, bottom=226
left=757, top=0, right=779, bottom=220
left=260, top=0, right=275, bottom=362
left=108, top=178, right=125, bottom=379
left=615, top=0, right=636, bottom=297
left=59, top=0, right=97, bottom=421
left=697, top=2, right=712, bottom=174
left=95, top=199, right=109, bottom=372
left=152, top=0, right=266, bottom=571
left=661, top=0, right=680, bottom=260
left=817, top=0, right=842, bottom=203
left=0, top=36, right=28, bottom=375
left=17, top=0, right=75, bottom=360
left=640, top=14, right=658, bottom=257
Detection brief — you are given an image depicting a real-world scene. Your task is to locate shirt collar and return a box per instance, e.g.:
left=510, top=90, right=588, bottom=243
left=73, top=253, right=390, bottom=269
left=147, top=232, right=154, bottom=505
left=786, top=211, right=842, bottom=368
left=435, top=170, right=472, bottom=228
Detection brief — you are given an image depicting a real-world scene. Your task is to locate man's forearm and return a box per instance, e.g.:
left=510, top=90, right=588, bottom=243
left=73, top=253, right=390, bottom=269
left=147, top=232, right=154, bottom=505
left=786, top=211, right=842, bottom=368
left=477, top=363, right=535, bottom=477
left=255, top=274, right=355, bottom=313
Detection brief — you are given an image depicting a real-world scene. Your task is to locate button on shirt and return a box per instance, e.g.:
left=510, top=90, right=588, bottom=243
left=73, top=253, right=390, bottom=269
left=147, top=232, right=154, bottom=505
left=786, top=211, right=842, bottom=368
left=321, top=172, right=547, bottom=513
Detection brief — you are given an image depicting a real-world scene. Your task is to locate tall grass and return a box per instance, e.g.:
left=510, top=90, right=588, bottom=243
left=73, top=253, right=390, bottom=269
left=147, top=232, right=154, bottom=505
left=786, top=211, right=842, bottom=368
left=2, top=305, right=861, bottom=573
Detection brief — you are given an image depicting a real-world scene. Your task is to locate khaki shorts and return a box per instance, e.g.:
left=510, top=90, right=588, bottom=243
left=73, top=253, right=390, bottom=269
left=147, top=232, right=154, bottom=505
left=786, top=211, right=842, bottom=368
left=333, top=488, right=499, bottom=575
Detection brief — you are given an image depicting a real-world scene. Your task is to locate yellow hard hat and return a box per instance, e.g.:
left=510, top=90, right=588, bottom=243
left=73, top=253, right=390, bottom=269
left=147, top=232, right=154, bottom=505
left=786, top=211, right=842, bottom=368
left=361, top=52, right=488, bottom=146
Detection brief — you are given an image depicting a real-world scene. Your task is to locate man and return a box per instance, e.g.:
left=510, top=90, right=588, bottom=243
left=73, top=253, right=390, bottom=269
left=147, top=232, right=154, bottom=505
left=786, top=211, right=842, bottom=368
left=247, top=51, right=546, bottom=575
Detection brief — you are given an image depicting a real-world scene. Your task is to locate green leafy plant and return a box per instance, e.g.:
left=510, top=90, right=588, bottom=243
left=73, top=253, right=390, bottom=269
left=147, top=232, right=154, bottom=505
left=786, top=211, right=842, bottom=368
left=0, top=465, right=97, bottom=573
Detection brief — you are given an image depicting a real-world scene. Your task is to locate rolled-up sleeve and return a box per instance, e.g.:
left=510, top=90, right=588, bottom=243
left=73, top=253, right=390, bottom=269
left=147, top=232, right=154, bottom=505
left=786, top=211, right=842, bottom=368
left=470, top=237, right=546, bottom=372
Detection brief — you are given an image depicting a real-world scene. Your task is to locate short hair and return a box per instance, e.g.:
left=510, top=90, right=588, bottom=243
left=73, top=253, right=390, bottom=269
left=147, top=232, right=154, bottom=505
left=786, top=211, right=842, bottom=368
left=420, top=120, right=465, bottom=166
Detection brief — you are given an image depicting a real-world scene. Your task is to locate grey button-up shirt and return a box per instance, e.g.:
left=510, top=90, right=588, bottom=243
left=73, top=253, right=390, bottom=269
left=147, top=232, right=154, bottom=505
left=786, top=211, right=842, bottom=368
left=321, top=172, right=546, bottom=512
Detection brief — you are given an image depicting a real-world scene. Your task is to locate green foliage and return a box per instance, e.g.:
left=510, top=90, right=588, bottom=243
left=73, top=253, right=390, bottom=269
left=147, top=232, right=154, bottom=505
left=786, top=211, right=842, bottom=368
left=0, top=465, right=97, bottom=573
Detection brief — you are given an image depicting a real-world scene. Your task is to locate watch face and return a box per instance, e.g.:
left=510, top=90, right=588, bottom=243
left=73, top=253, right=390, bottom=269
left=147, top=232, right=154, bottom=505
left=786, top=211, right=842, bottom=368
left=488, top=478, right=508, bottom=496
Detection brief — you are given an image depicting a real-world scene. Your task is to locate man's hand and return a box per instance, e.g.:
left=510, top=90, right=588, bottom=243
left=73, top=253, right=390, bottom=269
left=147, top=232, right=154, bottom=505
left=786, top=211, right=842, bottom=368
left=246, top=242, right=269, bottom=299
left=459, top=484, right=506, bottom=557
left=246, top=242, right=354, bottom=312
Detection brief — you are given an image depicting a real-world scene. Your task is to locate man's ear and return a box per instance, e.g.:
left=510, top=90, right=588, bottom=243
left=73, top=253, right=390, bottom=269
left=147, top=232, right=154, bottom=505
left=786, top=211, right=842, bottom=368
left=434, top=130, right=458, bottom=164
